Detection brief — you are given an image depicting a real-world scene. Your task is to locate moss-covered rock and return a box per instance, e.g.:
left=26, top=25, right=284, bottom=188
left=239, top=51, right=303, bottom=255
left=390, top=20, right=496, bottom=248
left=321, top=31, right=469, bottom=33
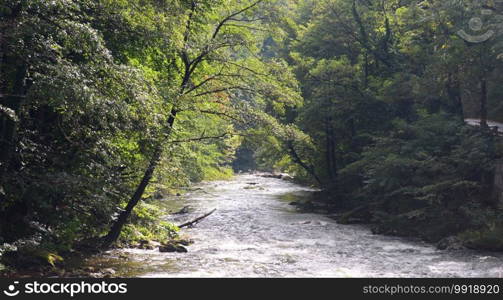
left=159, top=242, right=188, bottom=253
left=437, top=236, right=466, bottom=250
left=1, top=247, right=63, bottom=270
left=459, top=223, right=503, bottom=251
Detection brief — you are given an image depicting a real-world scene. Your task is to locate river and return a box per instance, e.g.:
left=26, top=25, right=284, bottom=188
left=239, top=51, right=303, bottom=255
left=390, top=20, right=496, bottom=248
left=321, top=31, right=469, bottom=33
left=87, top=174, right=503, bottom=277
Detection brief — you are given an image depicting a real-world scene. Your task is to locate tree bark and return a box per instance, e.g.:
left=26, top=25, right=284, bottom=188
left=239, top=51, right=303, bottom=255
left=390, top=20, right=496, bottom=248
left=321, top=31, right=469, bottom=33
left=446, top=72, right=464, bottom=121
left=480, top=76, right=488, bottom=130
left=287, top=143, right=323, bottom=186
left=100, top=1, right=262, bottom=247
left=101, top=110, right=177, bottom=247
left=325, top=117, right=337, bottom=184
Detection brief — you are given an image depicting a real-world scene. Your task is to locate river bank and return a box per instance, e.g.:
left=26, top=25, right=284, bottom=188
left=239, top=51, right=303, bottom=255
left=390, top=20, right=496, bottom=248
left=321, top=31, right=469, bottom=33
left=68, top=174, right=503, bottom=277
left=3, top=174, right=503, bottom=278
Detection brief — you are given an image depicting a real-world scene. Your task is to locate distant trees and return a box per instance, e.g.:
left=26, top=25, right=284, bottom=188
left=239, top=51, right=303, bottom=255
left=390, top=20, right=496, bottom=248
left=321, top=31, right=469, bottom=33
left=243, top=0, right=503, bottom=245
left=248, top=0, right=503, bottom=185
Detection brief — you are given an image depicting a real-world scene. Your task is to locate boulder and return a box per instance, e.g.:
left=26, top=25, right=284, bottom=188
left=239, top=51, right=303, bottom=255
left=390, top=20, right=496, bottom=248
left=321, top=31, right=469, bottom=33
left=437, top=236, right=465, bottom=250
left=159, top=242, right=188, bottom=253
left=279, top=174, right=294, bottom=181
left=176, top=238, right=194, bottom=246
left=102, top=268, right=116, bottom=278
left=138, top=240, right=161, bottom=250
left=173, top=206, right=191, bottom=215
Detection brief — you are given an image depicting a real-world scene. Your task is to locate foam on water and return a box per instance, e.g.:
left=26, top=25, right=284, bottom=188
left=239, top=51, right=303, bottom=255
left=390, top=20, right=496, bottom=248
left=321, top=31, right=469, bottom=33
left=92, top=174, right=503, bottom=278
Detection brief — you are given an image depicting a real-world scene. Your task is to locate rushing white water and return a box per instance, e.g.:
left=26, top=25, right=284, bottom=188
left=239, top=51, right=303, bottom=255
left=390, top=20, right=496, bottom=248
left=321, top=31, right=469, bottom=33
left=94, top=174, right=503, bottom=278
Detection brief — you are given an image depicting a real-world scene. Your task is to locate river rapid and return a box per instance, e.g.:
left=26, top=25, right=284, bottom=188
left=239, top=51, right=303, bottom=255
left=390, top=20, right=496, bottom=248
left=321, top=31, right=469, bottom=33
left=88, top=174, right=503, bottom=277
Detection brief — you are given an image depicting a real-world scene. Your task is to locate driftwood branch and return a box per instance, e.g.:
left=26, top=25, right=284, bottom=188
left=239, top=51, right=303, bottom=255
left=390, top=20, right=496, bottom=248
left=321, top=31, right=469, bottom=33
left=177, top=209, right=217, bottom=228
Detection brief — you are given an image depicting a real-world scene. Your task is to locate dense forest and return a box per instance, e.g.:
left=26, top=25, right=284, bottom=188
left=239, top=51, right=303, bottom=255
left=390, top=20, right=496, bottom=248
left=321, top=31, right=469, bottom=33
left=2, top=0, right=503, bottom=274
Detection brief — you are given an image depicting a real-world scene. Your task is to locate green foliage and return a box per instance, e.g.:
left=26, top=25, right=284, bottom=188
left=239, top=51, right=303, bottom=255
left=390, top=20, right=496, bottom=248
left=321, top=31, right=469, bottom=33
left=236, top=0, right=503, bottom=247
left=0, top=0, right=303, bottom=253
left=120, top=202, right=179, bottom=245
left=3, top=0, right=503, bottom=255
left=331, top=113, right=498, bottom=241
left=342, top=113, right=494, bottom=206
left=460, top=221, right=503, bottom=251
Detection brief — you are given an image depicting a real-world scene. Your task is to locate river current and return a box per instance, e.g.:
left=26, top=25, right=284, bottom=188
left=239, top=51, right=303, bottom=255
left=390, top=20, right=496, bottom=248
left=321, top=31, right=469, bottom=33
left=89, top=174, right=503, bottom=277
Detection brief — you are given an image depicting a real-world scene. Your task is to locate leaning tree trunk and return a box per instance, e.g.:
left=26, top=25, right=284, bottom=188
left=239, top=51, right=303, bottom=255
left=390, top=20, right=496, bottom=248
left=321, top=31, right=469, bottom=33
left=101, top=111, right=177, bottom=247
left=480, top=76, right=488, bottom=130
left=101, top=147, right=162, bottom=247
left=287, top=143, right=323, bottom=187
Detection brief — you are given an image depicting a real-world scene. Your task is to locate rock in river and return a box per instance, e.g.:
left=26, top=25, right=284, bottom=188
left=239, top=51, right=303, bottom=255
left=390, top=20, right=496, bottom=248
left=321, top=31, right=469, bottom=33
left=159, top=242, right=188, bottom=253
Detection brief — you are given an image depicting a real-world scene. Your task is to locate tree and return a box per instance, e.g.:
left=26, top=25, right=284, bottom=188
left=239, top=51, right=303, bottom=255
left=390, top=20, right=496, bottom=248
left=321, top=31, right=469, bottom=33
left=102, top=0, right=302, bottom=246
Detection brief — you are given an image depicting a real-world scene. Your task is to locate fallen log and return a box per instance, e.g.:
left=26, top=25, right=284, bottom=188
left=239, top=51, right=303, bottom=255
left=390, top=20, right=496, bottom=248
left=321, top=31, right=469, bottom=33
left=177, top=209, right=217, bottom=228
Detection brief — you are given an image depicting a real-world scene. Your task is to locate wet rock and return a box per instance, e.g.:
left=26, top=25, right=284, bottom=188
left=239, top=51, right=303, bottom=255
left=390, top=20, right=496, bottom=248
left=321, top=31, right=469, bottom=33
left=246, top=182, right=259, bottom=185
left=138, top=240, right=153, bottom=250
left=173, top=206, right=191, bottom=215
left=437, top=236, right=466, bottom=250
left=280, top=174, right=294, bottom=181
left=84, top=266, right=96, bottom=272
left=89, top=272, right=103, bottom=278
left=176, top=238, right=194, bottom=246
left=159, top=242, right=188, bottom=253
left=102, top=268, right=116, bottom=278
left=260, top=174, right=282, bottom=179
left=460, top=224, right=503, bottom=251
left=259, top=173, right=293, bottom=180
left=138, top=240, right=161, bottom=250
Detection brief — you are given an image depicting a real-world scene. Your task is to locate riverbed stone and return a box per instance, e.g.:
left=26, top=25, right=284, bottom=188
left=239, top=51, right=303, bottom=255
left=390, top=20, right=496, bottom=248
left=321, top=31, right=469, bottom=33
left=138, top=240, right=161, bottom=250
left=437, top=236, right=465, bottom=250
left=173, top=206, right=191, bottom=214
left=159, top=242, right=188, bottom=253
left=102, top=268, right=116, bottom=278
left=176, top=238, right=194, bottom=246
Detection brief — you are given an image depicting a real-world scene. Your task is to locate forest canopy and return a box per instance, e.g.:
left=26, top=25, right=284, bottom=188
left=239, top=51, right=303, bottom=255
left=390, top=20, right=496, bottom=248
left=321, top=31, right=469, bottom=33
left=2, top=0, right=503, bottom=267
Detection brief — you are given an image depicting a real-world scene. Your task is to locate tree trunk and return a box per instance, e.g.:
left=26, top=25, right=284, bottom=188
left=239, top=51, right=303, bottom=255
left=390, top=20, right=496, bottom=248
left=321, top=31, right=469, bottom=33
left=287, top=143, right=322, bottom=186
left=325, top=117, right=337, bottom=184
left=101, top=110, right=177, bottom=247
left=446, top=72, right=464, bottom=121
left=480, top=77, right=488, bottom=130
